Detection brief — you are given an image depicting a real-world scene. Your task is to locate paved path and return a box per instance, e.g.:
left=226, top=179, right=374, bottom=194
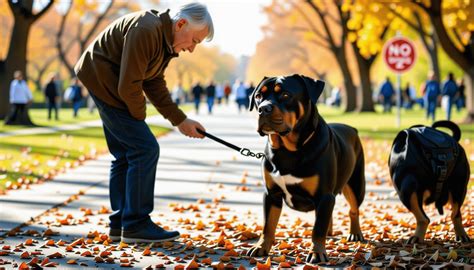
left=0, top=103, right=471, bottom=269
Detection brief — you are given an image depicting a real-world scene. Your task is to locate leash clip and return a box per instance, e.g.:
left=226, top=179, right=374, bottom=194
left=240, top=148, right=265, bottom=159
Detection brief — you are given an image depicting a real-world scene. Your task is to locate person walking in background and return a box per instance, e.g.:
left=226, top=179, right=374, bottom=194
left=455, top=78, right=466, bottom=112
left=378, top=77, right=394, bottom=113
left=402, top=82, right=416, bottom=109
left=423, top=72, right=440, bottom=122
left=441, top=72, right=458, bottom=121
left=205, top=81, right=216, bottom=114
left=172, top=83, right=185, bottom=105
left=234, top=80, right=247, bottom=113
left=44, top=73, right=60, bottom=121
left=224, top=81, right=231, bottom=104
left=245, top=82, right=255, bottom=109
left=192, top=82, right=203, bottom=114
left=5, top=70, right=34, bottom=126
left=74, top=2, right=212, bottom=243
left=69, top=78, right=84, bottom=118
left=215, top=83, right=224, bottom=105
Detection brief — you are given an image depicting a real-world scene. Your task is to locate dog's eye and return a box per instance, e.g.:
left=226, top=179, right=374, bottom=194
left=255, top=93, right=262, bottom=100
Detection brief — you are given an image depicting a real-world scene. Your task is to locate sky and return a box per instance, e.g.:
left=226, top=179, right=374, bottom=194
left=157, top=0, right=271, bottom=58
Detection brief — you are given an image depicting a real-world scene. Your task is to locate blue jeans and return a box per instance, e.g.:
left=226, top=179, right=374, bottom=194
left=425, top=97, right=437, bottom=122
left=90, top=94, right=159, bottom=231
left=72, top=100, right=83, bottom=117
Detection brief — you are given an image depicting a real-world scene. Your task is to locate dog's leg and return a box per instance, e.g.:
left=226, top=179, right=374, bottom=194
left=449, top=193, right=470, bottom=242
left=407, top=192, right=430, bottom=244
left=342, top=184, right=364, bottom=241
left=247, top=192, right=282, bottom=256
left=307, top=193, right=335, bottom=264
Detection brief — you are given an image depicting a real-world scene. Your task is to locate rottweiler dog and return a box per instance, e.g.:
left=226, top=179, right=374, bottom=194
left=389, top=120, right=471, bottom=243
left=247, top=74, right=366, bottom=263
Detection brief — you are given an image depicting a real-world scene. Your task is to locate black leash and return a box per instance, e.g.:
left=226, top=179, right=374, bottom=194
left=197, top=129, right=265, bottom=159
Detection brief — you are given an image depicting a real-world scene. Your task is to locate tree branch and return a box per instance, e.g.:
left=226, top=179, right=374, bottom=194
left=33, top=0, right=55, bottom=22
left=291, top=1, right=328, bottom=42
left=306, top=0, right=337, bottom=49
left=81, top=1, right=114, bottom=50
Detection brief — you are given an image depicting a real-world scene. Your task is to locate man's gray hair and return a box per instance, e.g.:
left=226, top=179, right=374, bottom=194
left=173, top=2, right=214, bottom=41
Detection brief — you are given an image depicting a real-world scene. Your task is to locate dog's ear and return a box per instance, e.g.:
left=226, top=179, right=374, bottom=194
left=249, top=76, right=269, bottom=111
left=297, top=74, right=325, bottom=104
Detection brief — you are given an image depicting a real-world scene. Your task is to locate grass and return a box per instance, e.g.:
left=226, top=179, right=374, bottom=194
left=318, top=104, right=474, bottom=140
left=0, top=106, right=156, bottom=133
left=0, top=125, right=170, bottom=192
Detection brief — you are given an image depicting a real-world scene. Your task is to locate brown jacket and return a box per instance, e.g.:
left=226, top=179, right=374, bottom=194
left=74, top=9, right=186, bottom=125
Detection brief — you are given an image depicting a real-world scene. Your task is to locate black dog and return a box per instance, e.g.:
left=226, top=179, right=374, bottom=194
left=247, top=74, right=366, bottom=263
left=389, top=120, right=471, bottom=243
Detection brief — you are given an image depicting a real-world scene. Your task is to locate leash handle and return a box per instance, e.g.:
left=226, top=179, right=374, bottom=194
left=197, top=129, right=265, bottom=159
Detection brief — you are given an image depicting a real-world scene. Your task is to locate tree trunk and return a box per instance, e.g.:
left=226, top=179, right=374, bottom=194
left=463, top=69, right=474, bottom=123
left=0, top=18, right=33, bottom=120
left=352, top=44, right=375, bottom=112
left=335, top=51, right=357, bottom=112
left=0, top=0, right=54, bottom=120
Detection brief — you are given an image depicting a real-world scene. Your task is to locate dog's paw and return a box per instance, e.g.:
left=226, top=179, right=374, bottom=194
left=247, top=244, right=270, bottom=257
left=406, top=236, right=422, bottom=244
left=306, top=251, right=328, bottom=264
left=455, top=235, right=471, bottom=243
left=347, top=233, right=364, bottom=242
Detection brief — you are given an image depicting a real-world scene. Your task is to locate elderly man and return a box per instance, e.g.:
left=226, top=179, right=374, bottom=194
left=74, top=3, right=214, bottom=243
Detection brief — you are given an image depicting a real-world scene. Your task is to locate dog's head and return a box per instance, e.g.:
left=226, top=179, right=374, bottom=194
left=249, top=74, right=325, bottom=137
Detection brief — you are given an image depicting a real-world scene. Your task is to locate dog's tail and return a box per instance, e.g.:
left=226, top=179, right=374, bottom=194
left=432, top=120, right=461, bottom=142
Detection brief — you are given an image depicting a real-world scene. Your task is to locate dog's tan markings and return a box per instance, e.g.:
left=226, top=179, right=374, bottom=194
left=300, top=175, right=319, bottom=196
left=448, top=193, right=470, bottom=241
left=261, top=86, right=268, bottom=93
left=342, top=185, right=363, bottom=239
left=409, top=192, right=430, bottom=243
left=298, top=102, right=305, bottom=120
left=280, top=111, right=299, bottom=151
left=274, top=84, right=281, bottom=92
left=263, top=167, right=275, bottom=189
left=422, top=190, right=431, bottom=204
left=269, top=134, right=281, bottom=149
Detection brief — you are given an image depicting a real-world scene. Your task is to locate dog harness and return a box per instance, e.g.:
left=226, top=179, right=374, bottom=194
left=408, top=126, right=459, bottom=201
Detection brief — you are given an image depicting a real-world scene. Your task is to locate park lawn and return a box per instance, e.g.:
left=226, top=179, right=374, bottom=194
left=318, top=104, right=474, bottom=140
left=0, top=125, right=170, bottom=192
left=0, top=104, right=192, bottom=133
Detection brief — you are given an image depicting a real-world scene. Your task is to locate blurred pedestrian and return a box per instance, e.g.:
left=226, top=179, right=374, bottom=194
left=224, top=82, right=231, bottom=104
left=423, top=72, right=440, bottom=122
left=205, top=81, right=216, bottom=114
left=5, top=70, right=34, bottom=126
left=216, top=83, right=224, bottom=104
left=69, top=78, right=84, bottom=118
left=455, top=78, right=466, bottom=112
left=44, top=73, right=60, bottom=120
left=441, top=72, right=458, bottom=121
left=378, top=77, right=394, bottom=113
left=172, top=83, right=185, bottom=105
left=246, top=82, right=255, bottom=108
left=234, top=80, right=247, bottom=113
left=402, top=82, right=416, bottom=109
left=192, top=82, right=203, bottom=114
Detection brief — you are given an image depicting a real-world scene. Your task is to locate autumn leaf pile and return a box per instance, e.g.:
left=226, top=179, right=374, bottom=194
left=0, top=138, right=472, bottom=269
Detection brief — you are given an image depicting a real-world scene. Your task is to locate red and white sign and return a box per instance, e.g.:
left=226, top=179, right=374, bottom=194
left=383, top=37, right=416, bottom=73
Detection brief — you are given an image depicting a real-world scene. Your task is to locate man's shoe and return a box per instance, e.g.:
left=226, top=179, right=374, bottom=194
left=122, top=222, right=180, bottom=243
left=109, top=228, right=121, bottom=242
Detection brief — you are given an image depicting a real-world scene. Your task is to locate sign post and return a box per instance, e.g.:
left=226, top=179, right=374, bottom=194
left=383, top=36, right=416, bottom=127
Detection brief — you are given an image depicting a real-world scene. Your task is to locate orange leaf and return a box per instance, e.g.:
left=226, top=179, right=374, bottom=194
left=18, top=262, right=29, bottom=270
left=185, top=259, right=200, bottom=269
left=20, top=251, right=30, bottom=259
left=223, top=249, right=239, bottom=257
left=142, top=248, right=151, bottom=256
left=66, top=259, right=77, bottom=264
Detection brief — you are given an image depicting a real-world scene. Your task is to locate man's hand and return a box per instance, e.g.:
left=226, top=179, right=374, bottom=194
left=177, top=118, right=205, bottom=138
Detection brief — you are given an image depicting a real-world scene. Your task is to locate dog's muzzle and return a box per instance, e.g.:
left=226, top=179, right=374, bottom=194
left=258, top=103, right=273, bottom=116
